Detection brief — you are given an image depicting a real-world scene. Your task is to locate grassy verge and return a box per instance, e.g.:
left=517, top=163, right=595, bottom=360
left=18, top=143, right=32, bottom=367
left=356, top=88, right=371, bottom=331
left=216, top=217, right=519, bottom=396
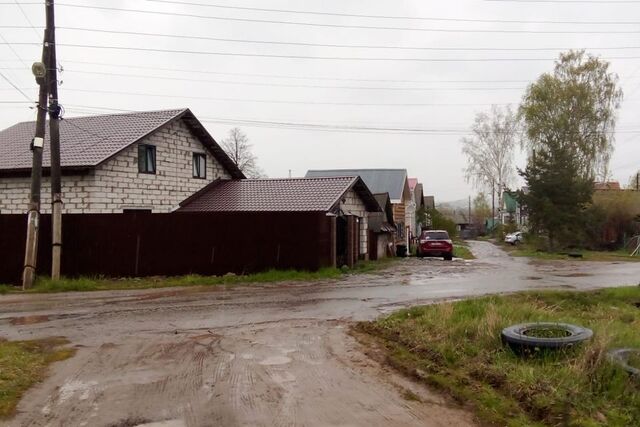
left=0, top=338, right=75, bottom=418
left=501, top=243, right=640, bottom=262
left=0, top=258, right=400, bottom=294
left=453, top=244, right=475, bottom=260
left=358, top=287, right=640, bottom=426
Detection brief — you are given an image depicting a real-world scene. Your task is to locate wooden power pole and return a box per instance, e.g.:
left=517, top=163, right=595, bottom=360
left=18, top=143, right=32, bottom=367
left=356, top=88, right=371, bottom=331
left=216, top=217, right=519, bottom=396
left=22, top=2, right=52, bottom=289
left=47, top=0, right=62, bottom=280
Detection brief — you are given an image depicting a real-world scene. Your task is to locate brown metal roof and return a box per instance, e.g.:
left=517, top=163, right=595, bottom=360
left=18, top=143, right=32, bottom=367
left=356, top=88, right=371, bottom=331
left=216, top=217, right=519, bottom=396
left=179, top=176, right=381, bottom=213
left=0, top=108, right=244, bottom=178
left=594, top=181, right=622, bottom=191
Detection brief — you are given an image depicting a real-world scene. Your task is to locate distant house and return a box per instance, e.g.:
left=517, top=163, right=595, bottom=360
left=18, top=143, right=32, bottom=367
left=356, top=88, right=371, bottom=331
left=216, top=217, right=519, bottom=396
left=306, top=169, right=412, bottom=252
left=423, top=195, right=435, bottom=229
left=178, top=176, right=381, bottom=265
left=368, top=193, right=396, bottom=259
left=594, top=181, right=622, bottom=191
left=500, top=191, right=527, bottom=226
left=0, top=109, right=244, bottom=214
left=407, top=178, right=426, bottom=238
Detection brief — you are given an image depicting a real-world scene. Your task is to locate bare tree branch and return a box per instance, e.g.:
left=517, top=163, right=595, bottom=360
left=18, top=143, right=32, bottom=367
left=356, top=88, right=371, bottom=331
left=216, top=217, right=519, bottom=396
left=461, top=105, right=520, bottom=209
left=220, top=128, right=266, bottom=178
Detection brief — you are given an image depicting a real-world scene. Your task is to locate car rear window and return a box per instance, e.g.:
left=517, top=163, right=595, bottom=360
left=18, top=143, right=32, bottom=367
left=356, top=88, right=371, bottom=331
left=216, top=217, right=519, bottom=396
left=423, top=231, right=449, bottom=240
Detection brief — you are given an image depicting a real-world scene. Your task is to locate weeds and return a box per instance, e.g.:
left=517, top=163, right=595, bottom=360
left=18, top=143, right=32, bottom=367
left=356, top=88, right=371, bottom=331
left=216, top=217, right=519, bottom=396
left=0, top=338, right=75, bottom=418
left=17, top=259, right=397, bottom=294
left=359, top=287, right=640, bottom=426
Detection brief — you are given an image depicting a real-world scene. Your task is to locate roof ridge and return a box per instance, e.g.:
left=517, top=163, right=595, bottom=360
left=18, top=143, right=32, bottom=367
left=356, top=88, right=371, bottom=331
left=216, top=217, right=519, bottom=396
left=13, top=108, right=189, bottom=126
left=308, top=168, right=408, bottom=172
left=237, top=176, right=358, bottom=182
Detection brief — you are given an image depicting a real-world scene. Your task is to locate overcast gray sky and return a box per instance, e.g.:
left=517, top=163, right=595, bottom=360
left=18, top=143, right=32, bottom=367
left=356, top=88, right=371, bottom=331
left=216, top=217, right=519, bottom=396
left=1, top=0, right=639, bottom=202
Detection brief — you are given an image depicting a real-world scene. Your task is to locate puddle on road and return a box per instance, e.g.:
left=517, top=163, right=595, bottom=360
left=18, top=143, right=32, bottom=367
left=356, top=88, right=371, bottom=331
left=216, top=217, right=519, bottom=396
left=554, top=273, right=593, bottom=278
left=10, top=315, right=50, bottom=325
left=258, top=356, right=292, bottom=366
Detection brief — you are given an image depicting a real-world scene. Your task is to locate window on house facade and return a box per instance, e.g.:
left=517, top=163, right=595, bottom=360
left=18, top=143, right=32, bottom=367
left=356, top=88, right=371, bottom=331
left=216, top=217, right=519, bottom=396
left=193, top=153, right=206, bottom=179
left=138, top=144, right=156, bottom=174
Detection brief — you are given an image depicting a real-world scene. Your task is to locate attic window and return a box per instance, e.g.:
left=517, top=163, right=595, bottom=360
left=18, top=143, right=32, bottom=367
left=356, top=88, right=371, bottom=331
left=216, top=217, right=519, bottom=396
left=192, top=153, right=206, bottom=179
left=138, top=144, right=156, bottom=174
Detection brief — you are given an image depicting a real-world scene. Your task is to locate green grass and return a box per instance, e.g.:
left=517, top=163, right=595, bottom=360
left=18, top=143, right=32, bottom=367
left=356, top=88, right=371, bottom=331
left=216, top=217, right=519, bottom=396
left=453, top=244, right=475, bottom=260
left=503, top=243, right=640, bottom=262
left=0, top=285, right=12, bottom=295
left=358, top=287, right=640, bottom=427
left=0, top=338, right=75, bottom=418
left=7, top=259, right=398, bottom=294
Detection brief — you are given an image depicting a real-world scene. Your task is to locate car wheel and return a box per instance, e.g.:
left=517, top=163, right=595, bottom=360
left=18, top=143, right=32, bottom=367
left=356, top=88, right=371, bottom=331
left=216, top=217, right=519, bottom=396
left=444, top=253, right=453, bottom=261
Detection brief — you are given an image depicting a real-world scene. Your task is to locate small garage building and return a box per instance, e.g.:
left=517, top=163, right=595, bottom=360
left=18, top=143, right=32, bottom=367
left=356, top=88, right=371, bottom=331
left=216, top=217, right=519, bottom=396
left=178, top=176, right=381, bottom=267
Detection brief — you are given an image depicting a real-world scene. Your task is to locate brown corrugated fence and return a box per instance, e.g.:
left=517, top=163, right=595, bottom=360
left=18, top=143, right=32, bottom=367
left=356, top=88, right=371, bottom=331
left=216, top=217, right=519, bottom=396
left=0, top=212, right=333, bottom=285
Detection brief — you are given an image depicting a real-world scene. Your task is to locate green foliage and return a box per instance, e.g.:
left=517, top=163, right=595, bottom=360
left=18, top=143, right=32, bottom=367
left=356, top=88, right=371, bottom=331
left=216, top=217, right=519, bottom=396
left=628, top=170, right=640, bottom=190
left=584, top=191, right=640, bottom=249
left=453, top=245, right=475, bottom=260
left=27, top=261, right=398, bottom=294
left=519, top=50, right=622, bottom=249
left=415, top=205, right=427, bottom=227
left=520, top=50, right=623, bottom=180
left=472, top=192, right=492, bottom=230
left=425, top=208, right=458, bottom=237
left=361, top=287, right=640, bottom=426
left=518, top=148, right=593, bottom=249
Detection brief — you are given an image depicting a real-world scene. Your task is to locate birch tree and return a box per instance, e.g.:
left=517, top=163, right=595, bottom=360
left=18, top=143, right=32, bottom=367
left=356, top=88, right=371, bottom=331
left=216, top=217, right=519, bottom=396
left=461, top=105, right=519, bottom=211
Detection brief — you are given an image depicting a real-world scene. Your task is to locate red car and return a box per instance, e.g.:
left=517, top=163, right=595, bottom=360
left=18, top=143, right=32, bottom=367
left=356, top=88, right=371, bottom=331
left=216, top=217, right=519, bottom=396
left=417, top=230, right=453, bottom=260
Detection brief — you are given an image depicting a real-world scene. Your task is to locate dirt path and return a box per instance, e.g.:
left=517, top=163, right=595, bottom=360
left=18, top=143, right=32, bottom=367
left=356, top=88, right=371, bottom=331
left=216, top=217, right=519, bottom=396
left=1, top=241, right=637, bottom=426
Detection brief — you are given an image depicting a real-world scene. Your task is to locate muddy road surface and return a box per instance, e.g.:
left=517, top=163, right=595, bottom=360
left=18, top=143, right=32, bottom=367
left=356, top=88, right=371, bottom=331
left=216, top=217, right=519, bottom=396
left=1, top=241, right=637, bottom=426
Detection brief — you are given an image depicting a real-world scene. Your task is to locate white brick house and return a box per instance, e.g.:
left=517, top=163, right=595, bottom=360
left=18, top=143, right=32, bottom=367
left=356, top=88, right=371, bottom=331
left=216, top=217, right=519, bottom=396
left=0, top=109, right=244, bottom=213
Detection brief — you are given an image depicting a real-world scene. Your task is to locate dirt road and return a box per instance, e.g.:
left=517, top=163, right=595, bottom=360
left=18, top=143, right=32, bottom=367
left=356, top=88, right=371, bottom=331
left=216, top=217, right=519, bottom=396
left=1, top=241, right=637, bottom=426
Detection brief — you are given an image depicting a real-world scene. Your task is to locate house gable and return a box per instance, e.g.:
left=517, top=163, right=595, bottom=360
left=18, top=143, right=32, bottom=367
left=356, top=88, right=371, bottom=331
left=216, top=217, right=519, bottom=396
left=0, top=112, right=241, bottom=214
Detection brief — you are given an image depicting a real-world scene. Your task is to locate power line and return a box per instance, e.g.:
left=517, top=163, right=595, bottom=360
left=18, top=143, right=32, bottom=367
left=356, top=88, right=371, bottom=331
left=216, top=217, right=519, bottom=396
left=54, top=3, right=640, bottom=34
left=6, top=59, right=640, bottom=86
left=45, top=26, right=640, bottom=52
left=0, top=33, right=29, bottom=67
left=50, top=68, right=530, bottom=91
left=1, top=62, right=537, bottom=84
left=5, top=25, right=640, bottom=52
left=54, top=87, right=640, bottom=111
left=13, top=0, right=41, bottom=40
left=60, top=87, right=521, bottom=107
left=58, top=105, right=640, bottom=136
left=7, top=42, right=640, bottom=62
left=139, top=0, right=640, bottom=25
left=0, top=69, right=33, bottom=101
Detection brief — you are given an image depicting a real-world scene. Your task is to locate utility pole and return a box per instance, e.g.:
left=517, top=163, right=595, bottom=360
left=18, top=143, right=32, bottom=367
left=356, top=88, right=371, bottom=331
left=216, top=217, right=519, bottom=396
left=468, top=195, right=471, bottom=225
left=636, top=172, right=639, bottom=192
left=47, top=0, right=62, bottom=280
left=491, top=182, right=495, bottom=229
left=22, top=9, right=51, bottom=289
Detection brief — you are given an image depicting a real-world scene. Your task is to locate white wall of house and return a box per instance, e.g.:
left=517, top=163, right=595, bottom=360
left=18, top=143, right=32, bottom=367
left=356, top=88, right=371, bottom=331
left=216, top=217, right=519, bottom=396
left=405, top=199, right=417, bottom=238
left=341, top=189, right=369, bottom=258
left=0, top=120, right=231, bottom=214
left=376, top=233, right=393, bottom=259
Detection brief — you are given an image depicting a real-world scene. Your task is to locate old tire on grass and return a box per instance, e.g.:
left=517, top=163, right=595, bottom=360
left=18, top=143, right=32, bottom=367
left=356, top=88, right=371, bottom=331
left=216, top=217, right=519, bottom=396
left=608, top=348, right=640, bottom=376
left=501, top=322, right=593, bottom=352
